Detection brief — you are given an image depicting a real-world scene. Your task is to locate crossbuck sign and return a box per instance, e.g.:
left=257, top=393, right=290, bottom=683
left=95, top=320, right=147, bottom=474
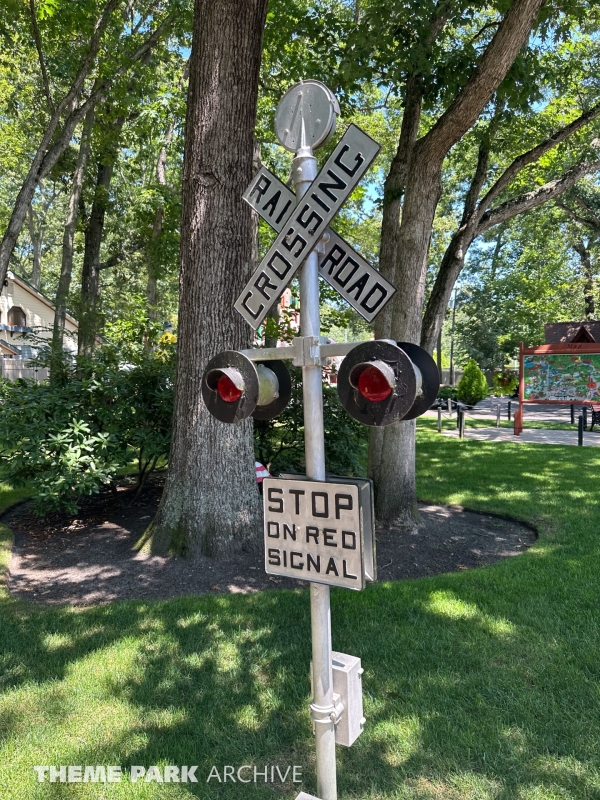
left=235, top=124, right=396, bottom=327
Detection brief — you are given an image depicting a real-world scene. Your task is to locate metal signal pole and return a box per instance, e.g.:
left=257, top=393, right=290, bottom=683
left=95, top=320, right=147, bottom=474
left=293, top=139, right=337, bottom=800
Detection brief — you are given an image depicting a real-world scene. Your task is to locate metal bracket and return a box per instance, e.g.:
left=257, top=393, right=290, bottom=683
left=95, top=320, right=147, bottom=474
left=239, top=338, right=365, bottom=365
left=292, top=336, right=321, bottom=367
left=308, top=692, right=345, bottom=731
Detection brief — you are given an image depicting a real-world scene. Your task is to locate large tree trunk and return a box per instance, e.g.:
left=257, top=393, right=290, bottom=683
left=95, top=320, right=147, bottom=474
left=144, top=0, right=268, bottom=557
left=52, top=109, right=95, bottom=363
left=377, top=159, right=442, bottom=527
left=374, top=0, right=545, bottom=526
left=368, top=76, right=423, bottom=498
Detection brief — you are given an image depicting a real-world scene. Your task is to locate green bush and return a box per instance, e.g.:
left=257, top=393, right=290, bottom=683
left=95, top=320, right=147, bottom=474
left=437, top=385, right=458, bottom=401
left=254, top=365, right=368, bottom=477
left=0, top=341, right=175, bottom=515
left=492, top=368, right=518, bottom=396
left=456, top=359, right=489, bottom=406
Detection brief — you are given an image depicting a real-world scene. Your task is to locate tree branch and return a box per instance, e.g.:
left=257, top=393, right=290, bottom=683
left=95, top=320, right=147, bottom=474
left=29, top=0, right=54, bottom=114
left=461, top=101, right=505, bottom=224
left=555, top=201, right=599, bottom=229
left=38, top=13, right=174, bottom=185
left=99, top=239, right=143, bottom=269
left=422, top=0, right=545, bottom=160
left=468, top=20, right=500, bottom=46
left=571, top=194, right=600, bottom=228
left=477, top=159, right=600, bottom=234
left=478, top=101, right=600, bottom=213
left=0, top=0, right=122, bottom=287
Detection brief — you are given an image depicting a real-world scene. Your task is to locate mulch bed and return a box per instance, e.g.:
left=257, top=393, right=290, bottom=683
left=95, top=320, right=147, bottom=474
left=4, top=474, right=536, bottom=606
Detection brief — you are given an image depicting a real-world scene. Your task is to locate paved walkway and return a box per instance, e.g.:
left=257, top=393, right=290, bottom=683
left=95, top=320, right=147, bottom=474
left=441, top=426, right=600, bottom=447
left=424, top=398, right=600, bottom=446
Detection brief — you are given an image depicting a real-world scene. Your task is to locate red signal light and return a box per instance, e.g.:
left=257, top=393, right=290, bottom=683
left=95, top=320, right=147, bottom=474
left=217, top=373, right=243, bottom=403
left=357, top=365, right=392, bottom=402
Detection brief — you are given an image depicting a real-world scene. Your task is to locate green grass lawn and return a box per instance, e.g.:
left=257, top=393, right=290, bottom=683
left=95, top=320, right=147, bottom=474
left=1, top=431, right=600, bottom=799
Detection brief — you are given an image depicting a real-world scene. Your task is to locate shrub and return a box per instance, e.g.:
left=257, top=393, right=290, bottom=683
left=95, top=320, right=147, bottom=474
left=0, top=343, right=174, bottom=515
left=492, top=368, right=518, bottom=396
left=437, top=385, right=458, bottom=401
left=456, top=359, right=489, bottom=406
left=254, top=365, right=368, bottom=477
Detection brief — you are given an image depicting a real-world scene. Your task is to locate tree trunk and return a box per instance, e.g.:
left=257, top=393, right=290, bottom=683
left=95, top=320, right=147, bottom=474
left=377, top=160, right=441, bottom=527
left=27, top=203, right=42, bottom=288
left=373, top=0, right=545, bottom=526
left=78, top=116, right=124, bottom=355
left=147, top=122, right=175, bottom=321
left=574, top=240, right=595, bottom=318
left=374, top=75, right=423, bottom=342
left=376, top=419, right=419, bottom=526
left=368, top=76, right=423, bottom=493
left=144, top=0, right=268, bottom=557
left=52, top=108, right=95, bottom=363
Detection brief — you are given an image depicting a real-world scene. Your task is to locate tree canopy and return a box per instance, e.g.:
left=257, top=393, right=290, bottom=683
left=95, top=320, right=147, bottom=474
left=1, top=0, right=600, bottom=541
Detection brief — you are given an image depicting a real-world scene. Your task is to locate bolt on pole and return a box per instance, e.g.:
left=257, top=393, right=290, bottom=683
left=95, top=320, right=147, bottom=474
left=292, top=141, right=337, bottom=800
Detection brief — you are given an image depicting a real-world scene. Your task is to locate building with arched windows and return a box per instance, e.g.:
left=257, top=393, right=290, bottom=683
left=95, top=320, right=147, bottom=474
left=0, top=272, right=79, bottom=380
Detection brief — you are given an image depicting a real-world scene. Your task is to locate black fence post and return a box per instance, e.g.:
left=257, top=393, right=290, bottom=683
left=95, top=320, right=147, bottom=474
left=571, top=404, right=575, bottom=425
left=437, top=407, right=442, bottom=433
left=578, top=414, right=584, bottom=446
left=508, top=400, right=512, bottom=421
left=459, top=410, right=465, bottom=439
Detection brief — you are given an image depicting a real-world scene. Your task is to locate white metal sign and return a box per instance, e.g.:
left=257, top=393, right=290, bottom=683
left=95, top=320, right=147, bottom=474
left=263, top=476, right=373, bottom=590
left=235, top=124, right=380, bottom=329
left=243, top=167, right=396, bottom=323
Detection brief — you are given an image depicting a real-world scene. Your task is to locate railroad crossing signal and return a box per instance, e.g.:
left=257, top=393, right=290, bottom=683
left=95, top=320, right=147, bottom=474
left=200, top=80, right=438, bottom=800
left=337, top=340, right=440, bottom=426
left=201, top=351, right=292, bottom=424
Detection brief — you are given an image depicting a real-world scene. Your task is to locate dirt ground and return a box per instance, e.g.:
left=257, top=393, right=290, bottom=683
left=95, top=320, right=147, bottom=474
left=4, top=475, right=536, bottom=606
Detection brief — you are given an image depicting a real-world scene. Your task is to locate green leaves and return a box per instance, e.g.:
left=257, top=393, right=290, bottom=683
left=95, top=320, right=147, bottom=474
left=0, top=339, right=174, bottom=515
left=456, top=358, right=489, bottom=405
left=37, top=0, right=60, bottom=20
left=254, top=365, right=368, bottom=477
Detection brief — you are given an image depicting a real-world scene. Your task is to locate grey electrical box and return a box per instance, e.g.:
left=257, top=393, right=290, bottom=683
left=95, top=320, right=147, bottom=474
left=331, top=651, right=365, bottom=746
left=311, top=652, right=365, bottom=748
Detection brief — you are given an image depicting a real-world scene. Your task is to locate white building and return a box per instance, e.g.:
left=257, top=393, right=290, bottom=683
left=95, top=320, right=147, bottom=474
left=0, top=271, right=79, bottom=380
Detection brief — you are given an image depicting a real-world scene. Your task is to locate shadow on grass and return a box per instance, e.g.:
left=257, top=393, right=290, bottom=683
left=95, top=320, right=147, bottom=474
left=1, top=435, right=599, bottom=798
